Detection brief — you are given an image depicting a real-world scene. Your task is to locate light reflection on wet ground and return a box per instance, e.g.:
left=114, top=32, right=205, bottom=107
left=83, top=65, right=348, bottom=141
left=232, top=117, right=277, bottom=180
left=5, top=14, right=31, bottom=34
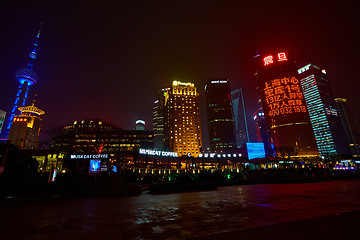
left=2, top=180, right=360, bottom=239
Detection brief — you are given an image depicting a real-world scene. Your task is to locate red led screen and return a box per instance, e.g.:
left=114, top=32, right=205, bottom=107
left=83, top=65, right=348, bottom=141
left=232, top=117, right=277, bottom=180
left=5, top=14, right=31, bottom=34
left=262, top=76, right=306, bottom=117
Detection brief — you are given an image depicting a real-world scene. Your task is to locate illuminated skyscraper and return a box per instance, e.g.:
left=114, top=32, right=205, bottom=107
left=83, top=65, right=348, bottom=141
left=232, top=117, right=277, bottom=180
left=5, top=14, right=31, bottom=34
left=298, top=64, right=349, bottom=156
left=255, top=51, right=318, bottom=156
left=205, top=79, right=236, bottom=152
left=231, top=88, right=249, bottom=148
left=253, top=106, right=273, bottom=156
left=7, top=102, right=44, bottom=149
left=155, top=81, right=202, bottom=157
left=335, top=98, right=360, bottom=158
left=3, top=25, right=42, bottom=139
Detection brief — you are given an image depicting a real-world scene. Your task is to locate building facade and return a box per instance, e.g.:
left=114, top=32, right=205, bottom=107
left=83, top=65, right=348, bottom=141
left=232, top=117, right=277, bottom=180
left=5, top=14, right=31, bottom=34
left=51, top=120, right=153, bottom=155
left=152, top=88, right=169, bottom=150
left=255, top=51, right=318, bottom=156
left=231, top=88, right=249, bottom=148
left=205, top=79, right=236, bottom=152
left=335, top=98, right=360, bottom=158
left=298, top=64, right=349, bottom=156
left=253, top=106, right=273, bottom=156
left=167, top=81, right=202, bottom=157
left=7, top=103, right=44, bottom=149
left=154, top=81, right=202, bottom=157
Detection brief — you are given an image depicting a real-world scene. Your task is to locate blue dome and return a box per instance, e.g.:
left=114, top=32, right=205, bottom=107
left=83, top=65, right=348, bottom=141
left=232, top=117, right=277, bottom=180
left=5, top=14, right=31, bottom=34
left=15, top=68, right=38, bottom=85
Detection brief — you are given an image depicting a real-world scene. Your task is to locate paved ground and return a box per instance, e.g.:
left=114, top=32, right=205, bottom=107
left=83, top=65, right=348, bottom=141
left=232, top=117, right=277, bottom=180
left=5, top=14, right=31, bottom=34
left=1, top=179, right=360, bottom=239
left=207, top=210, right=360, bottom=240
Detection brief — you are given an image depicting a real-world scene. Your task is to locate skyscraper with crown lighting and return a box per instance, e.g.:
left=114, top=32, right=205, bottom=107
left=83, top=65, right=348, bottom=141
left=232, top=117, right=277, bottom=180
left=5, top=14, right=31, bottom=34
left=205, top=79, right=236, bottom=153
left=153, top=81, right=202, bottom=157
left=1, top=25, right=41, bottom=140
left=255, top=51, right=318, bottom=156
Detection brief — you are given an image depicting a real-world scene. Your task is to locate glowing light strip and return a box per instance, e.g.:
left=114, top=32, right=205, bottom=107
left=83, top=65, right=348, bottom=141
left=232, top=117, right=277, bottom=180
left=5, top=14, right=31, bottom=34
left=136, top=120, right=145, bottom=125
left=18, top=106, right=44, bottom=115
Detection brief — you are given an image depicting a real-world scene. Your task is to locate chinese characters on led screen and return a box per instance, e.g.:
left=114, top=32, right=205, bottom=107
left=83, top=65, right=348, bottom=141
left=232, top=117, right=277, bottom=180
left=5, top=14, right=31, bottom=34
left=263, top=76, right=306, bottom=117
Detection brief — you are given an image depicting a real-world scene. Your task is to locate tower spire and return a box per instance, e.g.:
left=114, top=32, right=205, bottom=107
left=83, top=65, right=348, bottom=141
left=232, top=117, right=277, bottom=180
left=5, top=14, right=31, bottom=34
left=27, top=22, right=42, bottom=69
left=1, top=24, right=43, bottom=137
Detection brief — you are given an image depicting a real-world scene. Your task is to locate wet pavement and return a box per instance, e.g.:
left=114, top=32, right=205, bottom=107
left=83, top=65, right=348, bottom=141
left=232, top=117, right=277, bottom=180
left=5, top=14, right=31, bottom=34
left=1, top=179, right=360, bottom=239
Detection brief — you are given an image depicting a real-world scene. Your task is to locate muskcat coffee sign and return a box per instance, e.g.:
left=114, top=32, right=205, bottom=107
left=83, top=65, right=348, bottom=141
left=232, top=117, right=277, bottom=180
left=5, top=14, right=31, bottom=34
left=70, top=154, right=108, bottom=159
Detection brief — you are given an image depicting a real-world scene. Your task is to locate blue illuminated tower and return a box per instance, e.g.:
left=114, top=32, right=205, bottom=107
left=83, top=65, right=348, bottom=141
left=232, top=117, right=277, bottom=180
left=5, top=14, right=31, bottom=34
left=3, top=25, right=41, bottom=137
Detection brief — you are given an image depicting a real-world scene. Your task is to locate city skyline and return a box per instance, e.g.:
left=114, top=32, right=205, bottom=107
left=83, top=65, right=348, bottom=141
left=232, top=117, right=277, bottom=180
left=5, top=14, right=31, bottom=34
left=1, top=1, right=359, bottom=148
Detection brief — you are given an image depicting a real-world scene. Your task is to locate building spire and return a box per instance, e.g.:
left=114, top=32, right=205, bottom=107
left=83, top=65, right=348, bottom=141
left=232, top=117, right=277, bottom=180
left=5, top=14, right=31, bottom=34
left=27, top=22, right=42, bottom=69
left=3, top=25, right=43, bottom=136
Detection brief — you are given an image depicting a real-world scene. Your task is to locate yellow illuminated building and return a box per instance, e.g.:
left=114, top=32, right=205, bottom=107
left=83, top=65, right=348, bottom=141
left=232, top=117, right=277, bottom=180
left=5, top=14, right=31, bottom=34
left=163, top=81, right=202, bottom=157
left=7, top=103, right=45, bottom=149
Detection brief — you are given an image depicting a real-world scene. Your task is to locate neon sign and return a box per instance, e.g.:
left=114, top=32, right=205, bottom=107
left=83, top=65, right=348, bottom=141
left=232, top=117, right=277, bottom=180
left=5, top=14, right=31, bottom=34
left=263, top=52, right=288, bottom=66
left=263, top=55, right=274, bottom=66
left=211, top=80, right=228, bottom=84
left=139, top=149, right=178, bottom=157
left=262, top=76, right=307, bottom=117
left=71, top=154, right=108, bottom=159
left=277, top=53, right=287, bottom=61
left=325, top=106, right=338, bottom=116
left=198, top=153, right=241, bottom=158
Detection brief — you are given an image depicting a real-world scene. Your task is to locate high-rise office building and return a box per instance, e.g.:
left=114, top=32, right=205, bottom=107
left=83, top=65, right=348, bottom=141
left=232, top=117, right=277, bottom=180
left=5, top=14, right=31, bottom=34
left=298, top=64, right=349, bottom=156
left=255, top=51, right=318, bottom=156
left=154, top=81, right=202, bottom=157
left=335, top=98, right=360, bottom=158
left=3, top=26, right=42, bottom=139
left=253, top=106, right=273, bottom=156
left=205, top=79, right=236, bottom=153
left=0, top=110, right=6, bottom=133
left=7, top=102, right=44, bottom=149
left=136, top=120, right=146, bottom=131
left=152, top=88, right=169, bottom=150
left=231, top=88, right=249, bottom=148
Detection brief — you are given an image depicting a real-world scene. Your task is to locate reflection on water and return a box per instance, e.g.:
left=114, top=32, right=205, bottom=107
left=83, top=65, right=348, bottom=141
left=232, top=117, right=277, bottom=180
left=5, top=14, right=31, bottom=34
left=2, top=180, right=360, bottom=239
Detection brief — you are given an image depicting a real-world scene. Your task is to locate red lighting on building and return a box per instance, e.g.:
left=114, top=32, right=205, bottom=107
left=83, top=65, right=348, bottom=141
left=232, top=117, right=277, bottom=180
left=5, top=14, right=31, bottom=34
left=263, top=55, right=274, bottom=66
left=263, top=76, right=306, bottom=117
left=278, top=53, right=287, bottom=61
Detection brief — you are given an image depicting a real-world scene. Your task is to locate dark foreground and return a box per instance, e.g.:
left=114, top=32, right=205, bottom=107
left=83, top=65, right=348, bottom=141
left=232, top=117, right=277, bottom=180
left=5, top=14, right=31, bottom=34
left=1, top=179, right=360, bottom=239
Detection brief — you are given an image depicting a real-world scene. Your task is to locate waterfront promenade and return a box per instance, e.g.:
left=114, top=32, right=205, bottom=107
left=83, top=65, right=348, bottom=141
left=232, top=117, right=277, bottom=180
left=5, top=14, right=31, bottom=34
left=1, top=179, right=360, bottom=239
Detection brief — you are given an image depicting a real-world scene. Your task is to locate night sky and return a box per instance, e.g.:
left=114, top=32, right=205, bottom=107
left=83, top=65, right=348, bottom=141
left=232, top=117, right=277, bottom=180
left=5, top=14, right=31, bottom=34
left=1, top=1, right=359, bottom=147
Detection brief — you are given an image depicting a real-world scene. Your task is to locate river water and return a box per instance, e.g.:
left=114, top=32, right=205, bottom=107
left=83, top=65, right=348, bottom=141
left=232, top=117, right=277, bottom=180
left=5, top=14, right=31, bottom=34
left=2, top=179, right=360, bottom=239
